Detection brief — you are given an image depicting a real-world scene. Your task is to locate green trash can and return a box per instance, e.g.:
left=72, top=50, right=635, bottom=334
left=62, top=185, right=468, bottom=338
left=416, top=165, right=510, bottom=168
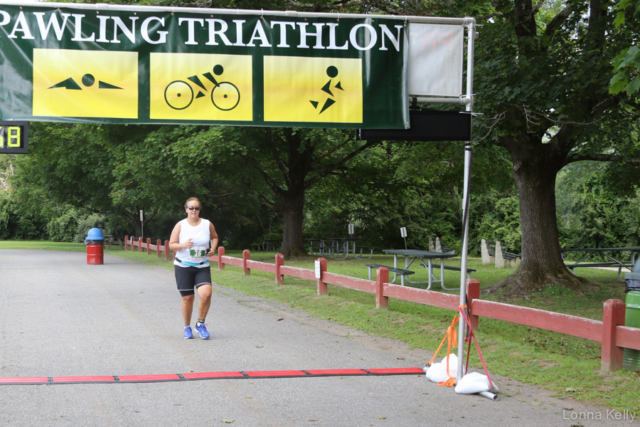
left=623, top=259, right=640, bottom=371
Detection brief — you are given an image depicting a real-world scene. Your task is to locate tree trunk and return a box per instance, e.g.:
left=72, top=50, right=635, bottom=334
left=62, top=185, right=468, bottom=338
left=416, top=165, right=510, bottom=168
left=123, top=213, right=141, bottom=238
left=279, top=191, right=307, bottom=258
left=487, top=140, right=594, bottom=295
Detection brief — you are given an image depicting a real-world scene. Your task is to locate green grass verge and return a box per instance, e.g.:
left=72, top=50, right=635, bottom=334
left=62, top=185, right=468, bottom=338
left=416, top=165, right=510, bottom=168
left=2, top=241, right=639, bottom=411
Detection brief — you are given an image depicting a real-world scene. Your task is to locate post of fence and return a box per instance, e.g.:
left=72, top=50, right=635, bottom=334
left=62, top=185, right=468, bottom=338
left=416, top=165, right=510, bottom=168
left=218, top=246, right=225, bottom=271
left=242, top=250, right=251, bottom=275
left=316, top=258, right=327, bottom=295
left=165, top=240, right=170, bottom=260
left=601, top=299, right=626, bottom=372
left=145, top=238, right=150, bottom=255
left=466, top=279, right=480, bottom=330
left=375, top=267, right=389, bottom=309
left=125, top=235, right=129, bottom=251
left=131, top=237, right=135, bottom=252
left=275, top=253, right=284, bottom=285
left=156, top=239, right=162, bottom=258
left=138, top=237, right=142, bottom=252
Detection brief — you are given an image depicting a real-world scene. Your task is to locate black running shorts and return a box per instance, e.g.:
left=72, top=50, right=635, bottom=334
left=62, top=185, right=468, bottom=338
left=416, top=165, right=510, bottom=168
left=175, top=265, right=212, bottom=296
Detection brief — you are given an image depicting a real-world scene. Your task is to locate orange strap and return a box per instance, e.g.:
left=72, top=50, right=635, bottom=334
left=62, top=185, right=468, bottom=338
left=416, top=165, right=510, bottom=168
left=427, top=313, right=459, bottom=367
left=425, top=312, right=459, bottom=387
left=438, top=305, right=468, bottom=387
left=437, top=323, right=458, bottom=387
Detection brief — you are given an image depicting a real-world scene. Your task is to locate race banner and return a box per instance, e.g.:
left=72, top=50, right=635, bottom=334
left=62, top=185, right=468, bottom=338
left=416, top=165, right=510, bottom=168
left=0, top=4, right=409, bottom=129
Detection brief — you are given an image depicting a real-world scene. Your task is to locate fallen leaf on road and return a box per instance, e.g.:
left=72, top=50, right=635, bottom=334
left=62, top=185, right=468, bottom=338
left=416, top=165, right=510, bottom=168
left=531, top=402, right=541, bottom=406
left=256, top=345, right=264, bottom=348
left=221, top=420, right=235, bottom=424
left=308, top=420, right=318, bottom=422
left=397, top=357, right=405, bottom=360
left=277, top=318, right=284, bottom=321
left=378, top=416, right=386, bottom=419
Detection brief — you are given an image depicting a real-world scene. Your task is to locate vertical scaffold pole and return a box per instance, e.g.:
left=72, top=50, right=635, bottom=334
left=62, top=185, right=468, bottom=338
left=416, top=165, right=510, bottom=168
left=457, top=18, right=476, bottom=383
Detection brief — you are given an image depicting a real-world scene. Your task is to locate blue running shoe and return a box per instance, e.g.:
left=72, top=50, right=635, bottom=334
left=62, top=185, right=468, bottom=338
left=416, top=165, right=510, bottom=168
left=194, top=322, right=210, bottom=340
left=184, top=326, right=194, bottom=339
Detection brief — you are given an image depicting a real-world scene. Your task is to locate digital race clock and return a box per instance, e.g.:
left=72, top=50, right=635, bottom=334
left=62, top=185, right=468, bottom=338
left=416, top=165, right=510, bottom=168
left=0, top=121, right=28, bottom=154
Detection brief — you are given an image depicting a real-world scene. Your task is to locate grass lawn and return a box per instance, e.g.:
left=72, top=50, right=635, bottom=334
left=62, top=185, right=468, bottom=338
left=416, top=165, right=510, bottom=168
left=2, top=241, right=639, bottom=411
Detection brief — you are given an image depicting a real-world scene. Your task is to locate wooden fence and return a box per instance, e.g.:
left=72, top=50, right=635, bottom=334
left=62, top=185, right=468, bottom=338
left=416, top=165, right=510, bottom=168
left=125, top=236, right=173, bottom=260
left=123, top=238, right=640, bottom=372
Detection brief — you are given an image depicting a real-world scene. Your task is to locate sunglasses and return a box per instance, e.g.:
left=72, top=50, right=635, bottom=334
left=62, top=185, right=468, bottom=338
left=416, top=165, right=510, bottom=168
left=187, top=206, right=200, bottom=211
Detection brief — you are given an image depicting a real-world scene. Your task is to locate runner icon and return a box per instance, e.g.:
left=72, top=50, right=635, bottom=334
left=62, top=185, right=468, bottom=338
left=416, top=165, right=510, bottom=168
left=310, top=66, right=344, bottom=114
left=164, top=64, right=240, bottom=111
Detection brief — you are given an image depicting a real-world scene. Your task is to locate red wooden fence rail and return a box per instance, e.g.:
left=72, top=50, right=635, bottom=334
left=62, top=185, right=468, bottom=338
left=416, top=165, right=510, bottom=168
left=125, top=236, right=172, bottom=260
left=121, top=242, right=640, bottom=372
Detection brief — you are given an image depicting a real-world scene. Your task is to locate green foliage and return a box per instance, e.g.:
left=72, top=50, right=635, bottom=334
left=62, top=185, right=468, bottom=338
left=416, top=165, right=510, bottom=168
left=610, top=0, right=640, bottom=95
left=46, top=207, right=82, bottom=242
left=73, top=214, right=108, bottom=243
left=556, top=162, right=640, bottom=251
left=474, top=192, right=522, bottom=253
left=0, top=190, right=48, bottom=240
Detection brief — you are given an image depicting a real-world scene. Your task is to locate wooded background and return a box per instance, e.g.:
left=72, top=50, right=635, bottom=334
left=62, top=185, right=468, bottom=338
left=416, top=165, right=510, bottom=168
left=0, top=0, right=639, bottom=295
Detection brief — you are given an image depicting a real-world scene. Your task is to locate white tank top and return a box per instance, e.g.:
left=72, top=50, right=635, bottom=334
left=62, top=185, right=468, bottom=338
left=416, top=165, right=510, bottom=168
left=174, top=218, right=211, bottom=268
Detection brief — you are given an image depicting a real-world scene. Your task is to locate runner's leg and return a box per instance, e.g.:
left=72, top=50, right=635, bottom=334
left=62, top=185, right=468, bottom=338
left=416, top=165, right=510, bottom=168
left=196, top=284, right=212, bottom=321
left=182, top=294, right=195, bottom=326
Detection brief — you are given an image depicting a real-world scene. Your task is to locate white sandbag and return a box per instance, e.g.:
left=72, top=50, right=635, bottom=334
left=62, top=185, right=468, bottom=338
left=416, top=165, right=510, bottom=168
left=426, top=354, right=458, bottom=383
left=455, top=372, right=499, bottom=394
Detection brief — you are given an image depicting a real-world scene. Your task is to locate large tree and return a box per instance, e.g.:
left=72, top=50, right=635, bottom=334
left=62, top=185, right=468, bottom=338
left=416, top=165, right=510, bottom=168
left=15, top=123, right=164, bottom=237
left=471, top=0, right=640, bottom=294
left=142, top=125, right=381, bottom=257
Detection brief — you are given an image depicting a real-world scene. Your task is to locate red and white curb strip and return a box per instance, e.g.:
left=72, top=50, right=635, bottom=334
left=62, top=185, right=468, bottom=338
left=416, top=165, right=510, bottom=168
left=0, top=367, right=425, bottom=385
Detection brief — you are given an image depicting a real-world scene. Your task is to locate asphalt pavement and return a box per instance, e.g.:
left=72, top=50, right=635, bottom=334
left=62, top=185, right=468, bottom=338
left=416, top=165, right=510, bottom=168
left=0, top=250, right=633, bottom=426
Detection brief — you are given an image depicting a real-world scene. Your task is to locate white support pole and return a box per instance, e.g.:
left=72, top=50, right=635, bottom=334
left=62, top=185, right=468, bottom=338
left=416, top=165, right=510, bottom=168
left=457, top=19, right=475, bottom=383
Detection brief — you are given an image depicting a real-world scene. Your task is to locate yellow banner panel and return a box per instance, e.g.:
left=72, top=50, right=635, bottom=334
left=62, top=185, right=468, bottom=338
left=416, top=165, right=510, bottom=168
left=150, top=53, right=253, bottom=121
left=33, top=49, right=138, bottom=119
left=264, top=56, right=363, bottom=124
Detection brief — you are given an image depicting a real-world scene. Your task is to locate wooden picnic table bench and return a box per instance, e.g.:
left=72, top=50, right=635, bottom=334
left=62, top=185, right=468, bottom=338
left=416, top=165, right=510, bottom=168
left=103, top=235, right=124, bottom=250
left=440, top=265, right=476, bottom=279
left=482, top=239, right=520, bottom=268
left=561, top=247, right=640, bottom=282
left=365, top=263, right=415, bottom=285
left=486, top=240, right=520, bottom=260
left=354, top=246, right=379, bottom=260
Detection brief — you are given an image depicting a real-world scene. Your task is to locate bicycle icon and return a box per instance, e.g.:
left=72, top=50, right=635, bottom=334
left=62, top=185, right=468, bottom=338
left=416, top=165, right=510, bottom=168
left=164, top=64, right=240, bottom=111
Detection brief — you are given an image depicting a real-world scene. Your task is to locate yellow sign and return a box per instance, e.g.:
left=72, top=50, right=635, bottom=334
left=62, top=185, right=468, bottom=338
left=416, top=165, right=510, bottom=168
left=263, top=56, right=363, bottom=124
left=33, top=49, right=138, bottom=119
left=150, top=53, right=253, bottom=121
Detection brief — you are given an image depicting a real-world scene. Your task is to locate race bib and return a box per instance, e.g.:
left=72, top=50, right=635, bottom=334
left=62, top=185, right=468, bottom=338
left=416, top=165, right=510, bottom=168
left=190, top=246, right=207, bottom=260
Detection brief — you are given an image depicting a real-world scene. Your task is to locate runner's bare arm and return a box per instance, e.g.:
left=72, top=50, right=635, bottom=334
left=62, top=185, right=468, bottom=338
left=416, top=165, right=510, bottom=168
left=208, top=223, right=219, bottom=257
left=169, top=222, right=189, bottom=251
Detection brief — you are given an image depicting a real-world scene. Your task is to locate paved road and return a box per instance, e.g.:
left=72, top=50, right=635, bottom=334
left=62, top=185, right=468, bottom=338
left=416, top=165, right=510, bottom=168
left=0, top=250, right=632, bottom=426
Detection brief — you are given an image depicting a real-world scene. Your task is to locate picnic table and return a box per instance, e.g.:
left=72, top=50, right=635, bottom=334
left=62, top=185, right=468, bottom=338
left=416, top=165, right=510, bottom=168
left=308, top=237, right=373, bottom=259
left=103, top=235, right=124, bottom=250
left=332, top=237, right=368, bottom=259
left=561, top=247, right=640, bottom=282
left=382, top=249, right=458, bottom=290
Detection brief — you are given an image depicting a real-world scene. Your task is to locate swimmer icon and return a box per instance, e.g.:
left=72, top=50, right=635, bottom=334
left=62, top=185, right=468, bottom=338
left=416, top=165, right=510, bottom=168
left=164, top=64, right=240, bottom=111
